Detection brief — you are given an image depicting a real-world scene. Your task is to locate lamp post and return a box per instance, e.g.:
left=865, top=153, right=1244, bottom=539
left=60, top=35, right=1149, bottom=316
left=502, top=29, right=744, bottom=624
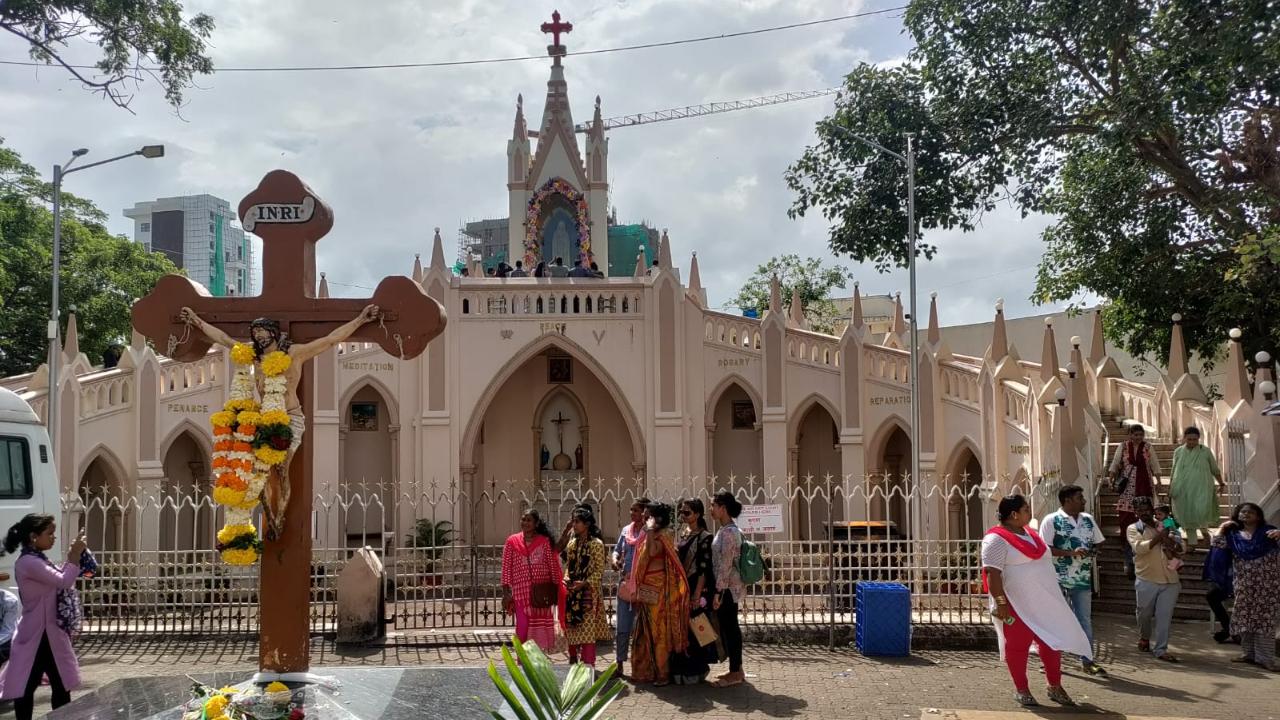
left=827, top=124, right=921, bottom=506
left=48, top=145, right=165, bottom=452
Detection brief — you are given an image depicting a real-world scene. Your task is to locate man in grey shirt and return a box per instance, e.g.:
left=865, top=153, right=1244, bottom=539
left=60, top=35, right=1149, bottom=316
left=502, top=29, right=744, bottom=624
left=549, top=257, right=569, bottom=277
left=510, top=260, right=528, bottom=277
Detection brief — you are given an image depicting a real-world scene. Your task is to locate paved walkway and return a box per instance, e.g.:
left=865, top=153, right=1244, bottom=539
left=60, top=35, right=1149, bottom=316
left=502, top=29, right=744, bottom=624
left=12, top=616, right=1280, bottom=719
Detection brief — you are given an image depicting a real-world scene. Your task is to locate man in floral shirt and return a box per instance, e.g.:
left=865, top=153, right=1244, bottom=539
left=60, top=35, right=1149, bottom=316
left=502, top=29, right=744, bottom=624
left=1039, top=484, right=1107, bottom=676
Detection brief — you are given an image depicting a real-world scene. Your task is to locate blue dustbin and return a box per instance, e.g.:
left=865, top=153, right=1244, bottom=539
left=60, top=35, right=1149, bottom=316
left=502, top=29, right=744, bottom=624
left=855, top=582, right=911, bottom=656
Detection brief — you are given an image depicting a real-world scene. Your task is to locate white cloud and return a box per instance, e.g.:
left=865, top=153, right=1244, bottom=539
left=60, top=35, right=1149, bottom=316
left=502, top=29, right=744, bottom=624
left=0, top=0, right=1055, bottom=325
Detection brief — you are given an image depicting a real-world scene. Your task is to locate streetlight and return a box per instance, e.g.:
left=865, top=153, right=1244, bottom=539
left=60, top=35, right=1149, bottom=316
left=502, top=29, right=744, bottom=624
left=826, top=123, right=921, bottom=502
left=48, top=144, right=165, bottom=452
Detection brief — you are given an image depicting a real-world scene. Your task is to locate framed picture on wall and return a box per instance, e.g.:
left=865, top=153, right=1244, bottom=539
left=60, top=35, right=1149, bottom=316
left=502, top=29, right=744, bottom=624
left=731, top=401, right=756, bottom=429
left=548, top=357, right=573, bottom=384
left=350, top=402, right=378, bottom=431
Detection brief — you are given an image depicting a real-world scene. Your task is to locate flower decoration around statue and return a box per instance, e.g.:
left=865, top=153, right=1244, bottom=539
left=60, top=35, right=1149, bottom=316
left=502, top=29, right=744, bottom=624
left=523, top=178, right=592, bottom=268
left=209, top=342, right=294, bottom=565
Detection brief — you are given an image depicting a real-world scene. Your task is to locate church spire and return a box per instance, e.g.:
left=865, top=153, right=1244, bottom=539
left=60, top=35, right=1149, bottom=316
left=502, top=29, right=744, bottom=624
left=788, top=289, right=807, bottom=330
left=891, top=292, right=905, bottom=336
left=927, top=292, right=940, bottom=344
left=318, top=272, right=330, bottom=298
left=412, top=253, right=423, bottom=283
left=852, top=282, right=864, bottom=329
left=512, top=94, right=527, bottom=140
left=658, top=229, right=673, bottom=271
left=429, top=228, right=446, bottom=271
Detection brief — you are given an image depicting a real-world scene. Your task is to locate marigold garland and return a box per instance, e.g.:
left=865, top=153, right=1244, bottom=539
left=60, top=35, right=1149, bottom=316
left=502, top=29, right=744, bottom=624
left=523, top=178, right=592, bottom=268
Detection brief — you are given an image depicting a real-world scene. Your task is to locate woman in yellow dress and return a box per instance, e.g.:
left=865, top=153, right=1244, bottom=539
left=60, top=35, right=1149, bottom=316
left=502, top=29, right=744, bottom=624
left=629, top=502, right=689, bottom=686
left=563, top=508, right=610, bottom=667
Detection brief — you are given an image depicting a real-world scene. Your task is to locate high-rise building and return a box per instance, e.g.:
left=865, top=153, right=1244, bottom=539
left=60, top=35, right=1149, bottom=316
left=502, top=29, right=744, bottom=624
left=123, top=194, right=256, bottom=296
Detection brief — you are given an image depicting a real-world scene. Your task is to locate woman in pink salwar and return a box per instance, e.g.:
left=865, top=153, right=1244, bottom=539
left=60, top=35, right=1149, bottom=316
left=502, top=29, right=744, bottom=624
left=0, top=514, right=87, bottom=720
left=501, top=510, right=564, bottom=652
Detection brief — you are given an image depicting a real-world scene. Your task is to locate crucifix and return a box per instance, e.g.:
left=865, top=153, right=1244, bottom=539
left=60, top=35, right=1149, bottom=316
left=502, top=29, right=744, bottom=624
left=131, top=170, right=446, bottom=677
left=550, top=410, right=571, bottom=455
left=541, top=10, right=573, bottom=65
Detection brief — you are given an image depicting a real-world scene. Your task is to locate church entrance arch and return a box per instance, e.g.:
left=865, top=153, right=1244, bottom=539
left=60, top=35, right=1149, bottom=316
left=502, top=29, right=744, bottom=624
left=159, top=428, right=213, bottom=556
left=791, top=398, right=843, bottom=541
left=462, top=337, right=642, bottom=545
left=869, top=419, right=912, bottom=537
left=943, top=441, right=984, bottom=541
left=338, top=380, right=398, bottom=550
left=77, top=448, right=127, bottom=553
left=707, top=378, right=762, bottom=483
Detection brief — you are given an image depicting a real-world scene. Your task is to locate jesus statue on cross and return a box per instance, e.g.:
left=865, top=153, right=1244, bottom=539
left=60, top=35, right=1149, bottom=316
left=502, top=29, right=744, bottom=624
left=180, top=304, right=380, bottom=538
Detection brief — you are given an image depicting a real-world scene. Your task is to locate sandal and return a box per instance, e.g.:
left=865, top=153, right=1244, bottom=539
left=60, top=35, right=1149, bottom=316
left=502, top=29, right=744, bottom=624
left=1014, top=691, right=1038, bottom=707
left=712, top=677, right=745, bottom=688
left=1137, top=639, right=1150, bottom=652
left=1155, top=654, right=1180, bottom=663
left=1046, top=686, right=1076, bottom=706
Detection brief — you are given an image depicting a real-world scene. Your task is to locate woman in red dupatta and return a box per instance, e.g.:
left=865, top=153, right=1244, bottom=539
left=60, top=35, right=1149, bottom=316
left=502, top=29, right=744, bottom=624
left=630, top=502, right=689, bottom=686
left=501, top=510, right=564, bottom=653
left=1109, top=425, right=1162, bottom=529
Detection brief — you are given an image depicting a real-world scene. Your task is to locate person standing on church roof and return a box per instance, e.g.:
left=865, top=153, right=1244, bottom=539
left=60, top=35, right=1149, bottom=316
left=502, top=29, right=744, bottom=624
left=568, top=260, right=593, bottom=278
left=511, top=260, right=529, bottom=277
left=533, top=261, right=547, bottom=278
left=646, top=259, right=659, bottom=276
left=589, top=261, right=603, bottom=278
left=549, top=257, right=569, bottom=278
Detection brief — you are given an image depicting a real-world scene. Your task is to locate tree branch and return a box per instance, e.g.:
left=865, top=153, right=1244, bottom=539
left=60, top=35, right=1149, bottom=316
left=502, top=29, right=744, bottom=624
left=1, top=22, right=136, bottom=111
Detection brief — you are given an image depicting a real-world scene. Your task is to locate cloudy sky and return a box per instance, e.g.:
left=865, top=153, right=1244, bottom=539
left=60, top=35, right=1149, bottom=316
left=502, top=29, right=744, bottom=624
left=0, top=0, right=1059, bottom=326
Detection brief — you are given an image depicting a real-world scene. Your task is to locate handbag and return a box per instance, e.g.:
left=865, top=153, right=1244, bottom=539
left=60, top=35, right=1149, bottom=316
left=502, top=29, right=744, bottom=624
left=690, top=611, right=718, bottom=647
left=526, top=553, right=557, bottom=609
left=617, top=575, right=638, bottom=603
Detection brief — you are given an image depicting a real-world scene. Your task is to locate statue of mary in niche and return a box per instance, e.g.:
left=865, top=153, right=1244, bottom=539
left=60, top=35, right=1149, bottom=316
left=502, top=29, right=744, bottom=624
left=540, top=203, right=580, bottom=264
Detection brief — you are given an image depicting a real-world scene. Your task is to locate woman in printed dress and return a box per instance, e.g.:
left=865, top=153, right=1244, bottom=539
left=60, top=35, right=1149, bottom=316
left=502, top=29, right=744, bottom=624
left=1109, top=425, right=1162, bottom=576
left=982, top=495, right=1091, bottom=708
left=1211, top=503, right=1280, bottom=670
left=562, top=508, right=610, bottom=667
left=501, top=509, right=563, bottom=653
left=670, top=498, right=720, bottom=685
left=629, top=502, right=689, bottom=686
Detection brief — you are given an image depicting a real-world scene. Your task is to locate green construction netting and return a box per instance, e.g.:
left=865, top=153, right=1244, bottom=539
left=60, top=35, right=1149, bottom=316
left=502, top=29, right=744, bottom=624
left=607, top=225, right=655, bottom=277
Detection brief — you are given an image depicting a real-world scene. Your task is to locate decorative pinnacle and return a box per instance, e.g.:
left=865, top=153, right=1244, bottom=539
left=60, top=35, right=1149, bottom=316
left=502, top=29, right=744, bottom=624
left=1229, top=328, right=1242, bottom=340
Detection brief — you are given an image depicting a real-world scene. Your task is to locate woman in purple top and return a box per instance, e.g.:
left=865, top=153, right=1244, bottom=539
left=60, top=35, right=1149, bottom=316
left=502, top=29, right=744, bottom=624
left=0, top=514, right=87, bottom=719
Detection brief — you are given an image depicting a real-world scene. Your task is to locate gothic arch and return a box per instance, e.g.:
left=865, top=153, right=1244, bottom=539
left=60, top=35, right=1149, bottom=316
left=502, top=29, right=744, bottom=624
left=705, top=374, right=761, bottom=423
left=866, top=415, right=911, bottom=470
left=76, top=443, right=129, bottom=494
left=533, top=385, right=588, bottom=429
left=788, top=393, right=841, bottom=446
left=460, top=334, right=645, bottom=469
left=339, top=375, right=401, bottom=426
left=158, top=419, right=213, bottom=463
left=943, top=437, right=984, bottom=481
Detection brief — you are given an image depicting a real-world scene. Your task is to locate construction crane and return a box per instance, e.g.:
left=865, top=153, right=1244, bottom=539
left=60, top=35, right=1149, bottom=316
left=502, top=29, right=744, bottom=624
left=526, top=87, right=838, bottom=137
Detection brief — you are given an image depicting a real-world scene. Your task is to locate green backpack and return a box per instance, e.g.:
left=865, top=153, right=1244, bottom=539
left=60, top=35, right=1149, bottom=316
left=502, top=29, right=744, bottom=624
left=736, top=530, right=765, bottom=585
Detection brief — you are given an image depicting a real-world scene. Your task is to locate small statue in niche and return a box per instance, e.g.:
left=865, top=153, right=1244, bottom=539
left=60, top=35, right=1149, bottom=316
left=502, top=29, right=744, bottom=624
left=541, top=444, right=551, bottom=469
left=574, top=444, right=583, bottom=470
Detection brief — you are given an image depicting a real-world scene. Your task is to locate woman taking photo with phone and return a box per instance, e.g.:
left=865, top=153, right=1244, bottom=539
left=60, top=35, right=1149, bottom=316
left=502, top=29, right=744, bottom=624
left=0, top=514, right=87, bottom=719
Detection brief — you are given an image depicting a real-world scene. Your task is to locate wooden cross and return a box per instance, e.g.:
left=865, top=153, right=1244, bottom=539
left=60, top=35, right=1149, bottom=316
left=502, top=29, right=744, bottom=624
left=541, top=10, right=573, bottom=47
left=131, top=170, right=446, bottom=675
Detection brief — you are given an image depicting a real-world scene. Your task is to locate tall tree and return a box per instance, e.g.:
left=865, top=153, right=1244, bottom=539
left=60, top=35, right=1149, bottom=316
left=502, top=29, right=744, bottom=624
left=786, top=0, right=1280, bottom=366
left=731, top=254, right=853, bottom=334
left=0, top=139, right=178, bottom=375
left=1, top=0, right=214, bottom=110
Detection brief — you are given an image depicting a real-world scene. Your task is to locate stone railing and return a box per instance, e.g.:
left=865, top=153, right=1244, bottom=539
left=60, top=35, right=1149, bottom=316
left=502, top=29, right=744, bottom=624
left=159, top=352, right=222, bottom=397
left=786, top=329, right=840, bottom=369
left=703, top=311, right=762, bottom=353
left=78, top=370, right=134, bottom=420
left=940, top=361, right=980, bottom=407
left=0, top=371, right=35, bottom=392
left=1111, top=378, right=1160, bottom=432
left=865, top=346, right=910, bottom=386
left=457, top=280, right=645, bottom=319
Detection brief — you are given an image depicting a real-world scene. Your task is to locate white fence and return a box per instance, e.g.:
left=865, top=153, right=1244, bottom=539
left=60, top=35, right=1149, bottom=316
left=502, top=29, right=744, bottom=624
left=63, top=477, right=1052, bottom=639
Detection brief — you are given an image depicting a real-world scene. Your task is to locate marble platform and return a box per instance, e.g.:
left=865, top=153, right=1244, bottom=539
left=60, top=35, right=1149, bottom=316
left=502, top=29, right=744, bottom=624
left=47, top=667, right=564, bottom=720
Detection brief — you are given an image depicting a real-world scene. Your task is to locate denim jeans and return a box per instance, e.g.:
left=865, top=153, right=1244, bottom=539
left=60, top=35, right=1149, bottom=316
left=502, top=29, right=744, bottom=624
left=1061, top=586, right=1094, bottom=663
left=615, top=599, right=635, bottom=663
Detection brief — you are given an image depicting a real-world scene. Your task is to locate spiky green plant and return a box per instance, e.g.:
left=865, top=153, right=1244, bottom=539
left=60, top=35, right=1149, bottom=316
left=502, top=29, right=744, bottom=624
left=477, top=637, right=624, bottom=720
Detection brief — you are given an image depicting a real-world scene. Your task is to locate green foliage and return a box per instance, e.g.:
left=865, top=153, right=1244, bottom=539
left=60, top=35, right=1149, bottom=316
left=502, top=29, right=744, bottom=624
left=477, top=637, right=624, bottom=720
left=1, top=0, right=214, bottom=109
left=787, top=0, right=1280, bottom=365
left=0, top=138, right=179, bottom=376
left=405, top=519, right=456, bottom=571
left=730, top=254, right=853, bottom=334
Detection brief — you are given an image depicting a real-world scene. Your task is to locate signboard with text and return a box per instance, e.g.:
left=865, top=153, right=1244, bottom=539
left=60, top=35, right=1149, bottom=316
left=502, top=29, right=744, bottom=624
left=739, top=504, right=785, bottom=534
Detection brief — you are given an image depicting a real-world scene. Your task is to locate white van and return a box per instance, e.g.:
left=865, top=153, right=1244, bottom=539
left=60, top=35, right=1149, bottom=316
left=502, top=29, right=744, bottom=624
left=0, top=387, right=63, bottom=595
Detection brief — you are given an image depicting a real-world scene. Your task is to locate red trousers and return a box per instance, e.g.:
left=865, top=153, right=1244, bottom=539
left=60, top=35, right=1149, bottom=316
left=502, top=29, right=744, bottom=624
left=568, top=643, right=597, bottom=665
left=1003, top=606, right=1062, bottom=693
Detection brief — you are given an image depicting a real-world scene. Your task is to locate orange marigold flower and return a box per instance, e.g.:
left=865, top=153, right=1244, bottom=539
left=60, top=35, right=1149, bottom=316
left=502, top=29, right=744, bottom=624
left=214, top=426, right=233, bottom=436
left=212, top=457, right=228, bottom=469
left=238, top=424, right=257, bottom=436
left=233, top=442, right=252, bottom=453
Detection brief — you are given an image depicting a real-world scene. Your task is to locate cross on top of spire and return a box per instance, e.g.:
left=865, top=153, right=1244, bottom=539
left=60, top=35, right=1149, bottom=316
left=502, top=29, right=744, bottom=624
left=541, top=10, right=573, bottom=49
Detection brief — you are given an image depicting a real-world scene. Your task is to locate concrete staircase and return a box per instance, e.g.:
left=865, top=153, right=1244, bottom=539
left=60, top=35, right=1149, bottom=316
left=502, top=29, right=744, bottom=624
left=1092, top=415, right=1221, bottom=620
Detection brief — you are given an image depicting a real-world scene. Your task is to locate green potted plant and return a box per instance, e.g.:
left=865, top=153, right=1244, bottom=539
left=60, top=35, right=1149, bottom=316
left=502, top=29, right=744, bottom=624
left=405, top=519, right=455, bottom=587
left=478, top=636, right=623, bottom=720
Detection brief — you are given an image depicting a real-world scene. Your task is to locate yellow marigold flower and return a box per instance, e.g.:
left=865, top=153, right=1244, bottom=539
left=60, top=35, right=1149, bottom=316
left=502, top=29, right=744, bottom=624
left=210, top=411, right=236, bottom=428
left=234, top=495, right=261, bottom=511
left=260, top=350, right=292, bottom=376
left=204, top=694, right=229, bottom=716
left=259, top=409, right=291, bottom=427
left=212, top=486, right=246, bottom=507
left=217, top=686, right=239, bottom=695
left=236, top=410, right=262, bottom=427
left=254, top=447, right=288, bottom=466
left=230, top=343, right=256, bottom=365
left=216, top=523, right=256, bottom=545
left=265, top=681, right=290, bottom=694
left=221, top=547, right=258, bottom=565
